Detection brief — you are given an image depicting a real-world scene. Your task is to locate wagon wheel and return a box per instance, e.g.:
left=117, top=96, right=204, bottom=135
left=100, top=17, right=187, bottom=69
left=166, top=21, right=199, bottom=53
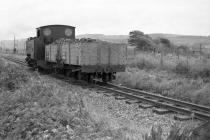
left=32, top=66, right=37, bottom=71
left=88, top=74, right=94, bottom=83
left=37, top=66, right=42, bottom=72
left=66, top=71, right=71, bottom=77
left=75, top=71, right=81, bottom=80
left=102, top=73, right=109, bottom=83
left=53, top=68, right=59, bottom=74
left=32, top=63, right=38, bottom=71
left=108, top=73, right=112, bottom=82
left=65, top=70, right=71, bottom=77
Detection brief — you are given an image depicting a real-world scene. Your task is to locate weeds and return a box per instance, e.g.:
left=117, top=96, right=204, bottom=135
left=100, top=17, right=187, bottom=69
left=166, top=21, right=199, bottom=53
left=116, top=51, right=210, bottom=106
left=174, top=62, right=189, bottom=74
left=0, top=58, right=128, bottom=139
left=143, top=122, right=210, bottom=140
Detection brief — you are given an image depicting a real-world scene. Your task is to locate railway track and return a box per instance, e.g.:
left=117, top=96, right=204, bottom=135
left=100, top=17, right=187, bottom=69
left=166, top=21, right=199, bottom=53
left=94, top=80, right=210, bottom=121
left=2, top=55, right=28, bottom=67
left=2, top=55, right=210, bottom=121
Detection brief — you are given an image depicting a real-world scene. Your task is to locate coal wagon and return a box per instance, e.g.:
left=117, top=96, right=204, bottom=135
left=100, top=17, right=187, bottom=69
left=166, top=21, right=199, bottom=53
left=26, top=25, right=126, bottom=82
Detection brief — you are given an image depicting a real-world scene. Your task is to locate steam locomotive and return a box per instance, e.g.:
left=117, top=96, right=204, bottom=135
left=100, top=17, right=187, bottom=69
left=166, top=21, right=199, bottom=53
left=25, top=25, right=126, bottom=82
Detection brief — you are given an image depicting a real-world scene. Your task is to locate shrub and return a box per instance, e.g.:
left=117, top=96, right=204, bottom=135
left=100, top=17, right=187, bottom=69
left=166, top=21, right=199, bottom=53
left=198, top=68, right=210, bottom=78
left=191, top=83, right=210, bottom=106
left=135, top=58, right=156, bottom=70
left=174, top=62, right=189, bottom=74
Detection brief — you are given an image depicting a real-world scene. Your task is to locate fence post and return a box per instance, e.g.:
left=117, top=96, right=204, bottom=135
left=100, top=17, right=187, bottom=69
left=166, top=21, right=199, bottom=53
left=160, top=50, right=163, bottom=66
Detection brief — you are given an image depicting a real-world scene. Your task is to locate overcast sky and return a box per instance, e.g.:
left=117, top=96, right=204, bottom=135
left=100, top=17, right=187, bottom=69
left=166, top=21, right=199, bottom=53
left=0, top=0, right=210, bottom=40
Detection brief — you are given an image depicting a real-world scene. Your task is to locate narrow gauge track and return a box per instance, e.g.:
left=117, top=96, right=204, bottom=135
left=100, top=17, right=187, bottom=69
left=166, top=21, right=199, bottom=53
left=2, top=56, right=28, bottom=67
left=2, top=56, right=210, bottom=121
left=94, top=80, right=210, bottom=121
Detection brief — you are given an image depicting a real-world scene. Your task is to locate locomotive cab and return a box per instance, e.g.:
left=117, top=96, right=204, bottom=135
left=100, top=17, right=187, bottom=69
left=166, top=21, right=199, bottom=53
left=25, top=25, right=75, bottom=69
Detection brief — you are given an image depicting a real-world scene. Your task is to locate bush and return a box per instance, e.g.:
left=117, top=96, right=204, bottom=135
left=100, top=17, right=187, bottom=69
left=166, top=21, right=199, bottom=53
left=174, top=62, right=189, bottom=74
left=191, top=83, right=210, bottom=106
left=136, top=58, right=156, bottom=70
left=0, top=61, right=29, bottom=91
left=198, top=68, right=210, bottom=78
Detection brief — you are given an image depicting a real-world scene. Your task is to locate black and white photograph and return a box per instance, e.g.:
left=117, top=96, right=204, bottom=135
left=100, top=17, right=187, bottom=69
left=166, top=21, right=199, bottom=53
left=0, top=0, right=210, bottom=139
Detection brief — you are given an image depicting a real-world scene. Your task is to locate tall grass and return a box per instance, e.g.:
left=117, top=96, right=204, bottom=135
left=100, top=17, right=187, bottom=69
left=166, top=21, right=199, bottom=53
left=0, top=58, right=132, bottom=139
left=116, top=52, right=210, bottom=106
left=143, top=122, right=205, bottom=140
left=128, top=52, right=210, bottom=78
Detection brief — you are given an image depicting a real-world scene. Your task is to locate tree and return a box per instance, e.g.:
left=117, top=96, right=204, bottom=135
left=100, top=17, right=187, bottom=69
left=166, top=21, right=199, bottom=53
left=160, top=38, right=170, bottom=46
left=153, top=37, right=175, bottom=54
left=128, top=30, right=154, bottom=50
left=154, top=38, right=171, bottom=48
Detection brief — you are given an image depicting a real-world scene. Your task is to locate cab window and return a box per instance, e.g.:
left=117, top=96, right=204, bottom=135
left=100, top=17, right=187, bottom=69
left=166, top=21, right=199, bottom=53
left=37, top=29, right=40, bottom=37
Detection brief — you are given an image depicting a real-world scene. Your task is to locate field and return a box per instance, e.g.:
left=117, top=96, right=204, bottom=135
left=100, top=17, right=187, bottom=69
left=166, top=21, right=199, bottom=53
left=0, top=58, right=138, bottom=139
left=1, top=35, right=210, bottom=139
left=115, top=51, right=210, bottom=107
left=1, top=56, right=204, bottom=140
left=77, top=33, right=210, bottom=46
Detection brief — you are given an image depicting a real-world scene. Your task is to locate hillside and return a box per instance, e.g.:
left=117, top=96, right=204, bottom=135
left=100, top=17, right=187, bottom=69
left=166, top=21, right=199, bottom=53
left=76, top=34, right=128, bottom=44
left=77, top=33, right=210, bottom=47
left=150, top=33, right=210, bottom=47
left=1, top=33, right=209, bottom=50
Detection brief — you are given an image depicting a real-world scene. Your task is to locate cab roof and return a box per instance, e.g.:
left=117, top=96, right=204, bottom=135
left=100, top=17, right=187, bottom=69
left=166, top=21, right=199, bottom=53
left=36, top=24, right=75, bottom=29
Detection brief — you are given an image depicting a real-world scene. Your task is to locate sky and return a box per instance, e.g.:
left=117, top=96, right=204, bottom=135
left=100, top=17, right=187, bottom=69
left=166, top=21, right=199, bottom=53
left=0, top=0, right=210, bottom=40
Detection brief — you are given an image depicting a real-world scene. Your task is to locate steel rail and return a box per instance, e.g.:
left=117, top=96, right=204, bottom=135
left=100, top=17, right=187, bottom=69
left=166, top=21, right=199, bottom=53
left=2, top=56, right=27, bottom=66
left=96, top=84, right=210, bottom=121
left=104, top=82, right=210, bottom=114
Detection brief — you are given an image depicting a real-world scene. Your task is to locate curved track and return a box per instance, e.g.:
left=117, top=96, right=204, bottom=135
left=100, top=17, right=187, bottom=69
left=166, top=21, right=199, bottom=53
left=2, top=56, right=28, bottom=67
left=2, top=55, right=210, bottom=121
left=94, top=80, right=210, bottom=121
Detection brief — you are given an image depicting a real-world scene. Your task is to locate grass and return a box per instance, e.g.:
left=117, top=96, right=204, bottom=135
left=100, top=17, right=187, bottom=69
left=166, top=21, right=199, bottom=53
left=128, top=51, right=210, bottom=77
left=116, top=51, right=210, bottom=106
left=143, top=123, right=198, bottom=140
left=0, top=58, right=129, bottom=139
left=1, top=57, right=152, bottom=139
left=0, top=56, right=207, bottom=140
